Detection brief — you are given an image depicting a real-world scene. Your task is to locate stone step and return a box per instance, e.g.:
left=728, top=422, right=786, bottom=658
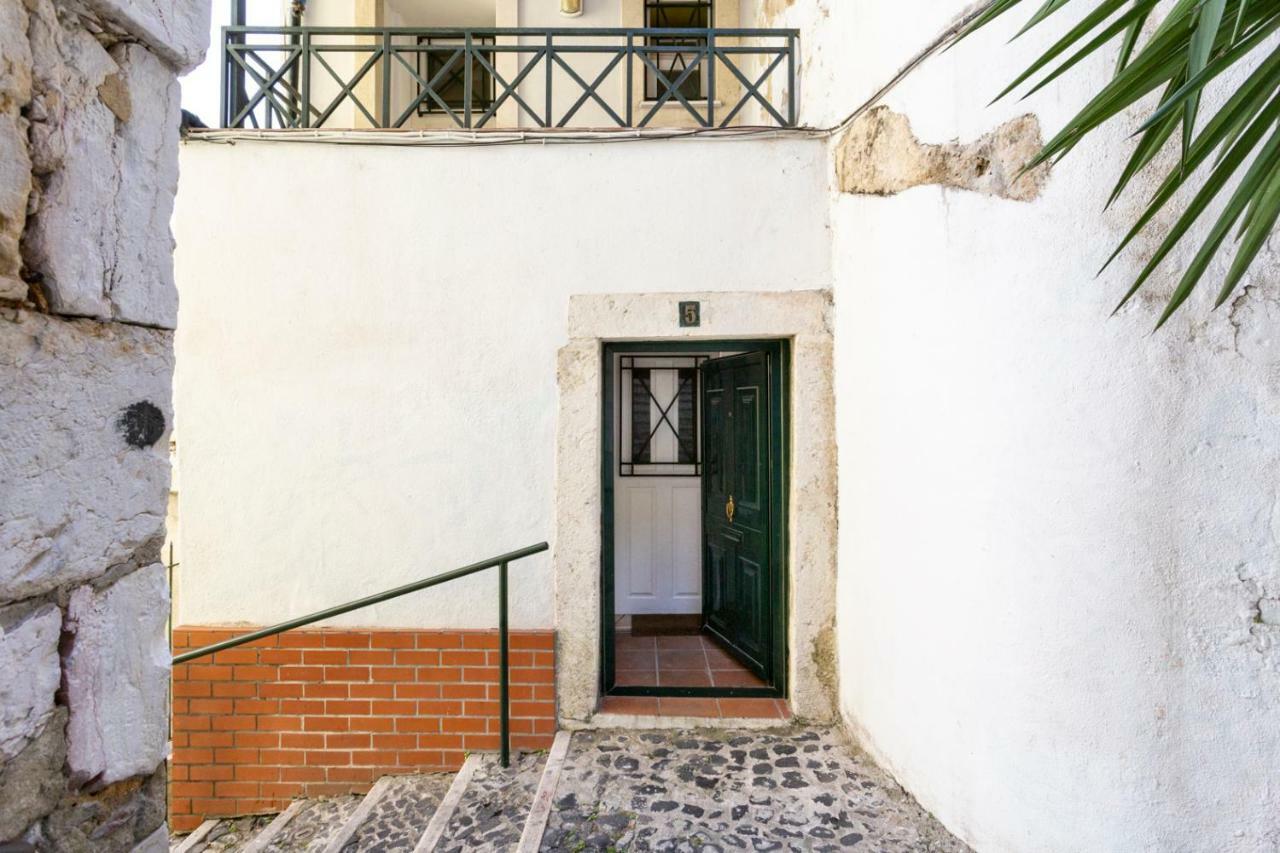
left=324, top=772, right=455, bottom=853
left=171, top=814, right=275, bottom=853
left=430, top=751, right=548, bottom=853
left=251, top=794, right=364, bottom=853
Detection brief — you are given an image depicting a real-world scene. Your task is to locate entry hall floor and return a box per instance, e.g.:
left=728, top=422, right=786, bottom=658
left=609, top=630, right=790, bottom=719
left=540, top=728, right=970, bottom=852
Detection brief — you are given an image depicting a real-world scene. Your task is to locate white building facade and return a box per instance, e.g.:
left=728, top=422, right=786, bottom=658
left=172, top=1, right=1280, bottom=850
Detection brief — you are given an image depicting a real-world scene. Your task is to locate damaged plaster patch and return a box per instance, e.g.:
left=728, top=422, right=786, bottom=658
left=761, top=0, right=798, bottom=22
left=835, top=106, right=1049, bottom=201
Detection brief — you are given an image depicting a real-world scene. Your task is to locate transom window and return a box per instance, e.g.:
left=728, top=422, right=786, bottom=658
left=644, top=0, right=712, bottom=102
left=619, top=355, right=706, bottom=477
left=415, top=35, right=495, bottom=115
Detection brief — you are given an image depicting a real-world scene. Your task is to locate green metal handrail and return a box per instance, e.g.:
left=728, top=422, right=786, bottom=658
left=172, top=542, right=549, bottom=767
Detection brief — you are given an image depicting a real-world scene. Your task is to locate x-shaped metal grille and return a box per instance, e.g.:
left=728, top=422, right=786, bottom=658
left=632, top=371, right=697, bottom=465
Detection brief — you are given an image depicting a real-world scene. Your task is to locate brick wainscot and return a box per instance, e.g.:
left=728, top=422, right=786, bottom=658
left=169, top=628, right=556, bottom=832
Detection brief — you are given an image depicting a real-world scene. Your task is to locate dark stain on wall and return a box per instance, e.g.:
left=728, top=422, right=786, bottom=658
left=117, top=402, right=165, bottom=449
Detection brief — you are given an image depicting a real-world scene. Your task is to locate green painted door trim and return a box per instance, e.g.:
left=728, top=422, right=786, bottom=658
left=600, top=339, right=790, bottom=699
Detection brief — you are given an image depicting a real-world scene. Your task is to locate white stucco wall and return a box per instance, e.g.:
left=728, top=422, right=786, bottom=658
left=755, top=0, right=1280, bottom=850
left=172, top=135, right=830, bottom=631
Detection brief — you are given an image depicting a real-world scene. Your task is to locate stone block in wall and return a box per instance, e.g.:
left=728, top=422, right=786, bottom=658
left=24, top=1, right=182, bottom=328
left=0, top=0, right=32, bottom=301
left=65, top=563, right=170, bottom=788
left=0, top=706, right=67, bottom=842
left=27, top=761, right=167, bottom=851
left=76, top=0, right=211, bottom=73
left=0, top=603, right=61, bottom=762
left=0, top=311, right=172, bottom=602
left=103, top=43, right=180, bottom=327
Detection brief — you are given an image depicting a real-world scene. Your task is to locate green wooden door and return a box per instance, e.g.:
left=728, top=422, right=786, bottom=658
left=701, top=351, right=772, bottom=678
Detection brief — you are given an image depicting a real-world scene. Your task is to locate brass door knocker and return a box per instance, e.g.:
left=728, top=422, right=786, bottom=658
left=726, top=495, right=736, bottom=524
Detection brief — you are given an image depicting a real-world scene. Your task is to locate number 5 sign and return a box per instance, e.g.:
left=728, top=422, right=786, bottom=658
left=679, top=301, right=701, bottom=328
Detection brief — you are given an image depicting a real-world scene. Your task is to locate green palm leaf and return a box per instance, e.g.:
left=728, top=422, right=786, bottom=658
left=961, top=0, right=1280, bottom=327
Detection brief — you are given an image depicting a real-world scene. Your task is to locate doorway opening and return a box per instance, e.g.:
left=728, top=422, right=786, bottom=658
left=601, top=340, right=789, bottom=699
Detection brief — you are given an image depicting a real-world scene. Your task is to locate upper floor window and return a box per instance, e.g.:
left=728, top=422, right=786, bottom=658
left=644, top=0, right=712, bottom=102
left=416, top=35, right=496, bottom=115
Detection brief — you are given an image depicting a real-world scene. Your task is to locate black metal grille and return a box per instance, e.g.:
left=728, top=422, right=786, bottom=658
left=619, top=355, right=705, bottom=477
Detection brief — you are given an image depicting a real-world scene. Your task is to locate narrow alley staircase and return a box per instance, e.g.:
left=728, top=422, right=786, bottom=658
left=171, top=727, right=968, bottom=852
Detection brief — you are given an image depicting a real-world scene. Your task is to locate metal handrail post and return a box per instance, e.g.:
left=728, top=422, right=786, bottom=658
left=498, top=560, right=511, bottom=768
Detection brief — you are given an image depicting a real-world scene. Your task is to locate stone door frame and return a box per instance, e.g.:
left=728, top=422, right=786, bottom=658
left=553, top=290, right=838, bottom=724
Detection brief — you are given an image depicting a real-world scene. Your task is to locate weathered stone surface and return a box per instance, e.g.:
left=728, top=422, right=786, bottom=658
left=24, top=0, right=121, bottom=318
left=836, top=106, right=1049, bottom=201
left=0, top=706, right=67, bottom=841
left=64, top=563, right=170, bottom=788
left=23, top=5, right=181, bottom=328
left=104, top=43, right=179, bottom=328
left=26, top=761, right=167, bottom=852
left=0, top=311, right=172, bottom=601
left=75, top=0, right=211, bottom=73
left=132, top=822, right=168, bottom=853
left=439, top=752, right=546, bottom=852
left=0, top=0, right=32, bottom=300
left=0, top=602, right=61, bottom=762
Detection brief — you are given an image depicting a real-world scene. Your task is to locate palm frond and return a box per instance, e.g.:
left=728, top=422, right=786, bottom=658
left=961, top=0, right=1280, bottom=327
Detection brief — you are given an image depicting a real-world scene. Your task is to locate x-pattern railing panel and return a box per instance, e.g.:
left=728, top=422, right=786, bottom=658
left=222, top=26, right=799, bottom=130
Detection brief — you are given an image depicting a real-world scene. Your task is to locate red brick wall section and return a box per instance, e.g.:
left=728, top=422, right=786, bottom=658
left=169, top=628, right=556, bottom=833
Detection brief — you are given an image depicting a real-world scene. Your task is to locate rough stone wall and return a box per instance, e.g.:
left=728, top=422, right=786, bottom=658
left=0, top=1, right=209, bottom=850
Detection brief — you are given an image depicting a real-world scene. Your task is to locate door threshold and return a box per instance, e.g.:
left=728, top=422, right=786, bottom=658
left=597, top=696, right=791, bottom=722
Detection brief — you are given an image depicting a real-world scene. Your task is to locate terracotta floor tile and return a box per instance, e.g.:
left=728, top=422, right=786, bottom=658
left=615, top=669, right=658, bottom=686
left=703, top=647, right=742, bottom=668
left=617, top=635, right=656, bottom=651
left=718, top=698, right=782, bottom=718
left=616, top=650, right=657, bottom=669
left=658, top=670, right=713, bottom=687
left=711, top=669, right=767, bottom=688
left=655, top=635, right=704, bottom=650
left=657, top=650, right=707, bottom=669
left=659, top=697, right=720, bottom=717
left=599, top=696, right=660, bottom=715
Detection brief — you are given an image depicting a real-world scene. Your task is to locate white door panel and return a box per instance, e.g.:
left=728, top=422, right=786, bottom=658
left=616, top=477, right=701, bottom=614
left=614, top=354, right=709, bottom=616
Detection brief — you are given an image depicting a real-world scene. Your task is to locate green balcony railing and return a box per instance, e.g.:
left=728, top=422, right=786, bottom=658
left=221, top=26, right=799, bottom=130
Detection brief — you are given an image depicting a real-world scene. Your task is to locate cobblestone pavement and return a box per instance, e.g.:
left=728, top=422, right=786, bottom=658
left=264, top=794, right=362, bottom=852
left=439, top=751, right=547, bottom=852
left=343, top=773, right=455, bottom=852
left=539, top=728, right=970, bottom=853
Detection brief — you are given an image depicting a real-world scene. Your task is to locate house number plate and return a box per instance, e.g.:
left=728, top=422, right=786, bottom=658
left=679, top=301, right=701, bottom=327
